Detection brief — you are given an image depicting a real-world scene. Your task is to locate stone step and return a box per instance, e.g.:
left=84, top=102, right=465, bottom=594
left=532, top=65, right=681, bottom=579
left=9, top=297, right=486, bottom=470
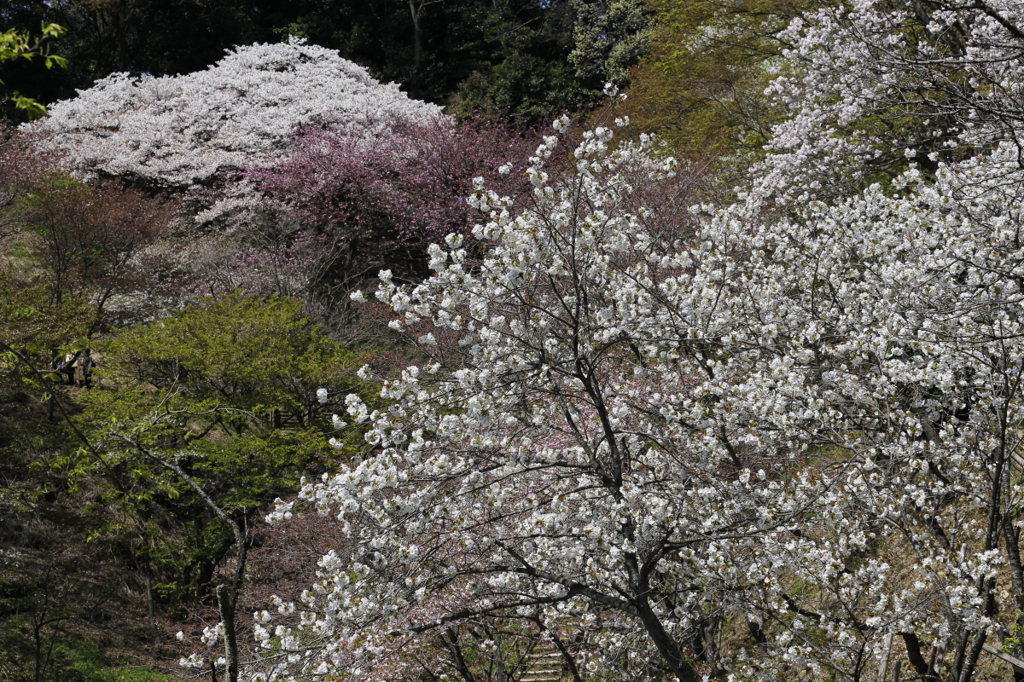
left=520, top=649, right=564, bottom=682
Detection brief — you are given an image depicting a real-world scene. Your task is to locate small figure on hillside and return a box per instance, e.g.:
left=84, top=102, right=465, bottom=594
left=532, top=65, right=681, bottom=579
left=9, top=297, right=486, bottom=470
left=72, top=349, right=94, bottom=388
left=57, top=352, right=76, bottom=385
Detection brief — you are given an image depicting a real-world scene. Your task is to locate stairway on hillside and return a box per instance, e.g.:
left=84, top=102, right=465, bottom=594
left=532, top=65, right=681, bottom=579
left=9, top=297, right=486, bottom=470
left=519, top=649, right=565, bottom=682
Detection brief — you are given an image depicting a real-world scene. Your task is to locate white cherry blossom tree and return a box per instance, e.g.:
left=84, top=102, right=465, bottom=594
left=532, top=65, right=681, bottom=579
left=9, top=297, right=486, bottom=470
left=751, top=0, right=1024, bottom=206
left=236, top=117, right=841, bottom=680
left=247, top=121, right=1024, bottom=682
left=248, top=122, right=769, bottom=682
left=709, top=144, right=1024, bottom=682
left=34, top=39, right=442, bottom=228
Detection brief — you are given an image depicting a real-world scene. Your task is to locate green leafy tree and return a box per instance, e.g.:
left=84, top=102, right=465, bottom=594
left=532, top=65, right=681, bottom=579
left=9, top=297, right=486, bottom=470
left=0, top=147, right=110, bottom=682
left=0, top=272, right=90, bottom=431
left=72, top=295, right=372, bottom=627
left=449, top=0, right=652, bottom=125
left=0, top=23, right=65, bottom=119
left=569, top=0, right=653, bottom=87
left=0, top=274, right=139, bottom=682
left=449, top=0, right=597, bottom=124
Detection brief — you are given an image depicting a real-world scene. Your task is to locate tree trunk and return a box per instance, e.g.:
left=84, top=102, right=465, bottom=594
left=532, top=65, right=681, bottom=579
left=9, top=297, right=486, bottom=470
left=129, top=439, right=248, bottom=682
left=634, top=596, right=700, bottom=682
left=217, top=584, right=239, bottom=682
left=146, top=567, right=159, bottom=645
left=408, top=0, right=423, bottom=96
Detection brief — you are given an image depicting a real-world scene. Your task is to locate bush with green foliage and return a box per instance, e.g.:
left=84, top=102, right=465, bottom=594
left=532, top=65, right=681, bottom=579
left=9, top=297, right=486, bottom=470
left=73, top=294, right=373, bottom=605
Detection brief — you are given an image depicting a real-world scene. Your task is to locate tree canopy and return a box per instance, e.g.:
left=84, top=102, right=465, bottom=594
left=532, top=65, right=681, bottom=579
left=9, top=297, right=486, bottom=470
left=75, top=295, right=372, bottom=604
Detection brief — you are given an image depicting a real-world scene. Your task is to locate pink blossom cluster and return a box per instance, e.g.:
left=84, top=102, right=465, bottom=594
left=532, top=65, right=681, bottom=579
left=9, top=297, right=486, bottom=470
left=249, top=116, right=549, bottom=264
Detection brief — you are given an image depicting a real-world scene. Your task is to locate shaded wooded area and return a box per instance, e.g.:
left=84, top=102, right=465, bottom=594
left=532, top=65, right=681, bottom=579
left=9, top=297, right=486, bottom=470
left=0, top=0, right=653, bottom=124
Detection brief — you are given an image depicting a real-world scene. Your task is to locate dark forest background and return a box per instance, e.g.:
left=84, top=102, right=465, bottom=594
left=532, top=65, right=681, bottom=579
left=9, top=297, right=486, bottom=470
left=0, top=0, right=642, bottom=125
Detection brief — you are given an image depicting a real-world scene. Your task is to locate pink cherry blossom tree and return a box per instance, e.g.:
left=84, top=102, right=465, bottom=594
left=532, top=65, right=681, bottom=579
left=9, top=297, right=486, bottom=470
left=248, top=115, right=555, bottom=284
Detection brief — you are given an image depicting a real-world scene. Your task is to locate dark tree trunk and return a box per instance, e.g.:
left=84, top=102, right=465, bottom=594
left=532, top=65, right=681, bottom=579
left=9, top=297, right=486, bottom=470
left=217, top=584, right=239, bottom=682
left=634, top=596, right=700, bottom=682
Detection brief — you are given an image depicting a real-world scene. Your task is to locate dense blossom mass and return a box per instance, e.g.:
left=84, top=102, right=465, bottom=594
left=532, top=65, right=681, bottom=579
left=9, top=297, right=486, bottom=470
left=250, top=125, right=1024, bottom=682
left=232, top=0, right=1024, bottom=680
left=33, top=40, right=442, bottom=225
left=250, top=116, right=548, bottom=265
left=751, top=0, right=1024, bottom=205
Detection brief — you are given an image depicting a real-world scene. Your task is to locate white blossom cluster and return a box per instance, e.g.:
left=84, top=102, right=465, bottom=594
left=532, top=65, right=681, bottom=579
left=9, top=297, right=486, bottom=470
left=34, top=39, right=442, bottom=226
left=752, top=0, right=1024, bottom=205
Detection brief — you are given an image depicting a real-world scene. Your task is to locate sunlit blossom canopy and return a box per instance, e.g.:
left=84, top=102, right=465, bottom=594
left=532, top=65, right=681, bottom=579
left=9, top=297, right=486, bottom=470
left=35, top=39, right=443, bottom=191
